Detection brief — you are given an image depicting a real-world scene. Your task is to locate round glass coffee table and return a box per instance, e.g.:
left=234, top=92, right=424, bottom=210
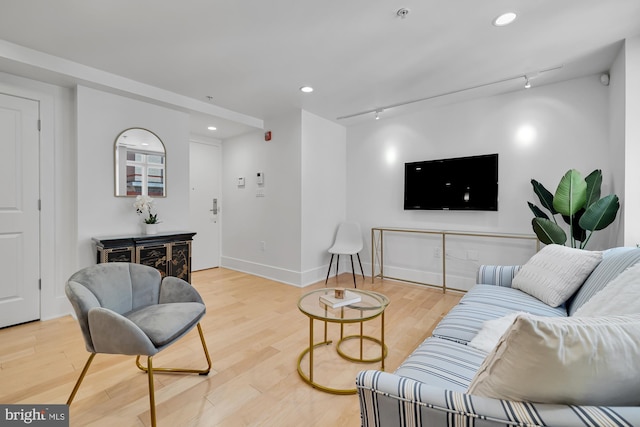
left=297, top=288, right=389, bottom=395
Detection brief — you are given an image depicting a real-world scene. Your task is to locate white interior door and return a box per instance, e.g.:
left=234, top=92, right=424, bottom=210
left=0, top=93, right=40, bottom=328
left=189, top=141, right=221, bottom=271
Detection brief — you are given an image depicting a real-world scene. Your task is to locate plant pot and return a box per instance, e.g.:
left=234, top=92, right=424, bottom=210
left=143, top=223, right=158, bottom=235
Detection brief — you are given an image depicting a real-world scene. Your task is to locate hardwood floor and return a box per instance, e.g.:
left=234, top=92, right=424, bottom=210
left=0, top=268, right=462, bottom=426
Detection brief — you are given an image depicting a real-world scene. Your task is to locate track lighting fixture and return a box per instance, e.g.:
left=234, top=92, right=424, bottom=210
left=336, top=66, right=562, bottom=121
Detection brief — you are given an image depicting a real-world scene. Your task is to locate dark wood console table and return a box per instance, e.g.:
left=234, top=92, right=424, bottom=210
left=93, top=231, right=196, bottom=283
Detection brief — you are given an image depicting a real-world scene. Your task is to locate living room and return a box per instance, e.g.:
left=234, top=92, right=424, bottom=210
left=1, top=2, right=640, bottom=426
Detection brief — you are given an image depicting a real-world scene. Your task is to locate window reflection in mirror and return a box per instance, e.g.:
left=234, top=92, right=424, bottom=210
left=115, top=128, right=166, bottom=197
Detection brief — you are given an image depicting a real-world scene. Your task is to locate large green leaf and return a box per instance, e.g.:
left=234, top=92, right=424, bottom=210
left=579, top=194, right=620, bottom=231
left=531, top=179, right=556, bottom=214
left=532, top=218, right=567, bottom=245
left=584, top=169, right=602, bottom=208
left=553, top=169, right=587, bottom=216
left=527, top=202, right=549, bottom=219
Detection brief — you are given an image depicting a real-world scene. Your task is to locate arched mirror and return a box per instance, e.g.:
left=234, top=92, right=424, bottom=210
left=114, top=128, right=166, bottom=197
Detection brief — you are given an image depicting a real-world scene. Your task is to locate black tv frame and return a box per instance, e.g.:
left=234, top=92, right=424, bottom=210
left=404, top=153, right=499, bottom=211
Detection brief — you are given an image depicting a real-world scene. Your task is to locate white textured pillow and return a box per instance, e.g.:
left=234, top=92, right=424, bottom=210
left=468, top=312, right=527, bottom=353
left=467, top=314, right=640, bottom=405
left=574, top=262, right=640, bottom=317
left=512, top=244, right=602, bottom=307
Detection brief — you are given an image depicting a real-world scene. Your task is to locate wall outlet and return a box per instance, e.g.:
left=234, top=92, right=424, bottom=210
left=259, top=241, right=266, bottom=251
left=433, top=248, right=442, bottom=258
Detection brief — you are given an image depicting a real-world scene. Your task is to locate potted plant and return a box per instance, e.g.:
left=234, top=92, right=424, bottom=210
left=134, top=195, right=160, bottom=234
left=528, top=169, right=619, bottom=249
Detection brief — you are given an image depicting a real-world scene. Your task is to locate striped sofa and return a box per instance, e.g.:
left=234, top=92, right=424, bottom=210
left=356, top=247, right=640, bottom=426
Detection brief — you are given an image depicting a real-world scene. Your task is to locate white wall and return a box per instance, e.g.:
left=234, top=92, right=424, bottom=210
left=221, top=109, right=348, bottom=286
left=76, top=86, right=190, bottom=267
left=221, top=111, right=303, bottom=285
left=301, top=110, right=347, bottom=284
left=347, top=75, right=614, bottom=290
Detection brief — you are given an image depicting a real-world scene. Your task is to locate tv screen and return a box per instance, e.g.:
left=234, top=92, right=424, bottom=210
left=404, top=153, right=498, bottom=211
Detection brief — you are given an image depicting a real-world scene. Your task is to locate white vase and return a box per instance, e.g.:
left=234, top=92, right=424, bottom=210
left=143, top=223, right=158, bottom=235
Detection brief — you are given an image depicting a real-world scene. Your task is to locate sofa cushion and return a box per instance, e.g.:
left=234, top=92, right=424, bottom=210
left=432, top=297, right=566, bottom=345
left=432, top=303, right=516, bottom=344
left=574, top=261, right=640, bottom=317
left=459, top=284, right=569, bottom=316
left=467, top=313, right=640, bottom=406
left=567, top=247, right=640, bottom=315
left=394, top=337, right=486, bottom=392
left=512, top=244, right=602, bottom=307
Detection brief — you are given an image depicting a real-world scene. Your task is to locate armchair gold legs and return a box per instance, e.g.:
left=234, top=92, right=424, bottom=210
left=135, top=324, right=212, bottom=375
left=66, top=353, right=96, bottom=406
left=66, top=323, right=212, bottom=427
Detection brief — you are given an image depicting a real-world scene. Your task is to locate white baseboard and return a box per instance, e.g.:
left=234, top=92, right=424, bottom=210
left=221, top=256, right=304, bottom=287
left=220, top=256, right=372, bottom=288
left=41, top=295, right=73, bottom=321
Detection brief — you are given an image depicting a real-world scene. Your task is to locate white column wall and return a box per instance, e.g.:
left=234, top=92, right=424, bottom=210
left=221, top=111, right=304, bottom=285
left=301, top=110, right=347, bottom=285
left=609, top=43, right=627, bottom=246
left=622, top=37, right=640, bottom=246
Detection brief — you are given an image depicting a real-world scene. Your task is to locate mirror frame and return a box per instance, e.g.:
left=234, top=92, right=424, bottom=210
left=114, top=127, right=167, bottom=197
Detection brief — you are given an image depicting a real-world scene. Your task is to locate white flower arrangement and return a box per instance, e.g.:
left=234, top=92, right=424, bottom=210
left=134, top=195, right=159, bottom=224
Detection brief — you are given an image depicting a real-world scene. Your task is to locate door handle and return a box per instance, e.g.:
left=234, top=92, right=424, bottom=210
left=210, top=198, right=218, bottom=215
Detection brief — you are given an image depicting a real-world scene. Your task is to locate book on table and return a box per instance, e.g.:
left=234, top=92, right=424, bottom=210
left=320, top=291, right=361, bottom=308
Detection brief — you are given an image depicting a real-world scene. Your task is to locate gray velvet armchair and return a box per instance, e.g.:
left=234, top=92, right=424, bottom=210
left=65, top=262, right=211, bottom=427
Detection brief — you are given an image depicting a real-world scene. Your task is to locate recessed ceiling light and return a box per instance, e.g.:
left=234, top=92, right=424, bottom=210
left=207, top=126, right=217, bottom=131
left=300, top=86, right=314, bottom=93
left=493, top=12, right=517, bottom=27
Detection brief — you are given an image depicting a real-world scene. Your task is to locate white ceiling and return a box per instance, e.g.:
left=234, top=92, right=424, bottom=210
left=1, top=0, right=639, bottom=138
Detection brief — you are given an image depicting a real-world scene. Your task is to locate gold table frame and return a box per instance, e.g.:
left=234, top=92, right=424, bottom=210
left=297, top=288, right=389, bottom=395
left=371, top=227, right=539, bottom=292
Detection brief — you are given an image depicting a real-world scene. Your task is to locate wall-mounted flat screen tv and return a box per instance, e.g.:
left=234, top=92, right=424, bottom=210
left=404, top=153, right=498, bottom=211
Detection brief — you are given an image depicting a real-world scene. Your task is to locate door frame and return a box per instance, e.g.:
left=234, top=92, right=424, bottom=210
left=0, top=77, right=66, bottom=321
